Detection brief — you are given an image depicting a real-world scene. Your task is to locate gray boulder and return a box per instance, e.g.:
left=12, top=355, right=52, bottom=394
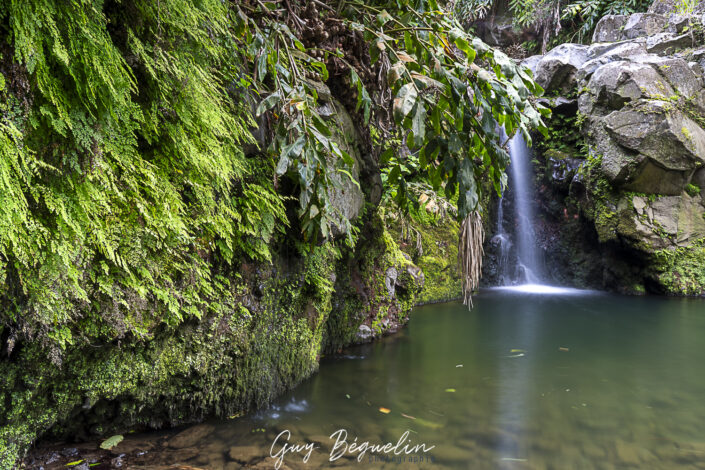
left=535, top=43, right=589, bottom=93
left=592, top=122, right=646, bottom=185
left=635, top=55, right=702, bottom=97
left=622, top=193, right=705, bottom=249
left=649, top=0, right=705, bottom=15
left=521, top=55, right=543, bottom=74
left=579, top=40, right=647, bottom=80
left=584, top=61, right=675, bottom=113
left=646, top=32, right=693, bottom=54
left=603, top=100, right=705, bottom=194
left=622, top=13, right=668, bottom=39
left=593, top=15, right=629, bottom=43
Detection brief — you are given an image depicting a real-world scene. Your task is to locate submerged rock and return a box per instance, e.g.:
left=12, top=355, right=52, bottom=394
left=167, top=424, right=215, bottom=449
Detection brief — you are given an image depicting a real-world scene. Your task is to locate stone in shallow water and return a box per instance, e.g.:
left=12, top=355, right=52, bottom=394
left=228, top=445, right=263, bottom=464
left=614, top=439, right=655, bottom=466
left=582, top=442, right=607, bottom=459
left=167, top=424, right=215, bottom=449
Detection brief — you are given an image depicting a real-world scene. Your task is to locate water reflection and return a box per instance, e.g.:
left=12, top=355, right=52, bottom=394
left=33, top=292, right=705, bottom=469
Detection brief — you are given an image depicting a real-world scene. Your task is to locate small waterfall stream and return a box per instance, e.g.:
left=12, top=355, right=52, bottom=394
left=507, top=134, right=543, bottom=284
left=491, top=131, right=550, bottom=287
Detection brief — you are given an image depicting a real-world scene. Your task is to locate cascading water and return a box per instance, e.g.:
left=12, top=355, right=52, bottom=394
left=491, top=133, right=587, bottom=295
left=507, top=133, right=543, bottom=284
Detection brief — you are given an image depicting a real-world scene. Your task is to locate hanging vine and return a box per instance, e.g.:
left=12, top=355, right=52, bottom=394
left=458, top=210, right=484, bottom=308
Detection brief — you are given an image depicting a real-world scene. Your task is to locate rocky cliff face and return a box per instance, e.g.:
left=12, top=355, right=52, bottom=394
left=512, top=1, right=705, bottom=294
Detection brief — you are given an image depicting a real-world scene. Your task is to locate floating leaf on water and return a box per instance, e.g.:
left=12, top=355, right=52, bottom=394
left=99, top=434, right=123, bottom=450
left=379, top=407, right=391, bottom=414
left=414, top=417, right=443, bottom=429
left=401, top=413, right=416, bottom=420
left=445, top=388, right=456, bottom=393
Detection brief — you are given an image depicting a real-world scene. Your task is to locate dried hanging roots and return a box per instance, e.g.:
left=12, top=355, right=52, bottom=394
left=458, top=210, right=484, bottom=309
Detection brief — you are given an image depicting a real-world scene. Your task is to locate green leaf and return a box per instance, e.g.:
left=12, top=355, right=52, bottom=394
left=387, top=165, right=402, bottom=184
left=255, top=92, right=281, bottom=117
left=257, top=52, right=268, bottom=81
left=411, top=103, right=426, bottom=148
left=309, top=204, right=319, bottom=218
left=376, top=10, right=393, bottom=26
left=379, top=147, right=394, bottom=165
left=393, top=83, right=417, bottom=123
left=453, top=37, right=476, bottom=64
left=100, top=434, right=124, bottom=450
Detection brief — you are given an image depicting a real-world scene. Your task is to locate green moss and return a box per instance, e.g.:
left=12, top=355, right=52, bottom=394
left=388, top=213, right=462, bottom=305
left=685, top=183, right=701, bottom=197
left=0, top=250, right=337, bottom=468
left=652, top=240, right=705, bottom=295
left=324, top=209, right=422, bottom=352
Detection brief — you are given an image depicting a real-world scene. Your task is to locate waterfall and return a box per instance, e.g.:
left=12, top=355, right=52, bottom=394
left=507, top=133, right=543, bottom=284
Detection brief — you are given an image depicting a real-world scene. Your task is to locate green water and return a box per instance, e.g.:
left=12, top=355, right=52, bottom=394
left=132, top=290, right=705, bottom=469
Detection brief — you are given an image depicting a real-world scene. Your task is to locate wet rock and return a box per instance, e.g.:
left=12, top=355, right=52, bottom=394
left=165, top=446, right=200, bottom=464
left=61, top=447, right=79, bottom=457
left=110, top=454, right=125, bottom=467
left=112, top=438, right=154, bottom=455
left=45, top=451, right=61, bottom=464
left=167, top=424, right=215, bottom=449
left=545, top=150, right=583, bottom=189
left=356, top=324, right=373, bottom=342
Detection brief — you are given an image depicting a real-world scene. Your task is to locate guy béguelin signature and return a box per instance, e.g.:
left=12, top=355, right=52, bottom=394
left=269, top=429, right=435, bottom=469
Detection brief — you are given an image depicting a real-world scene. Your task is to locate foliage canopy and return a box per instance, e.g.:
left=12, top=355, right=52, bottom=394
left=0, top=0, right=545, bottom=353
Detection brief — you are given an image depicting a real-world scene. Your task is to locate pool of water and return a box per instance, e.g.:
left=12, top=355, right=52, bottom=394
left=37, top=290, right=705, bottom=469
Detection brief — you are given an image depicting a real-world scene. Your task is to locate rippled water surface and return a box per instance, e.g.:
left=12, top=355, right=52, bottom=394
left=50, top=290, right=705, bottom=469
